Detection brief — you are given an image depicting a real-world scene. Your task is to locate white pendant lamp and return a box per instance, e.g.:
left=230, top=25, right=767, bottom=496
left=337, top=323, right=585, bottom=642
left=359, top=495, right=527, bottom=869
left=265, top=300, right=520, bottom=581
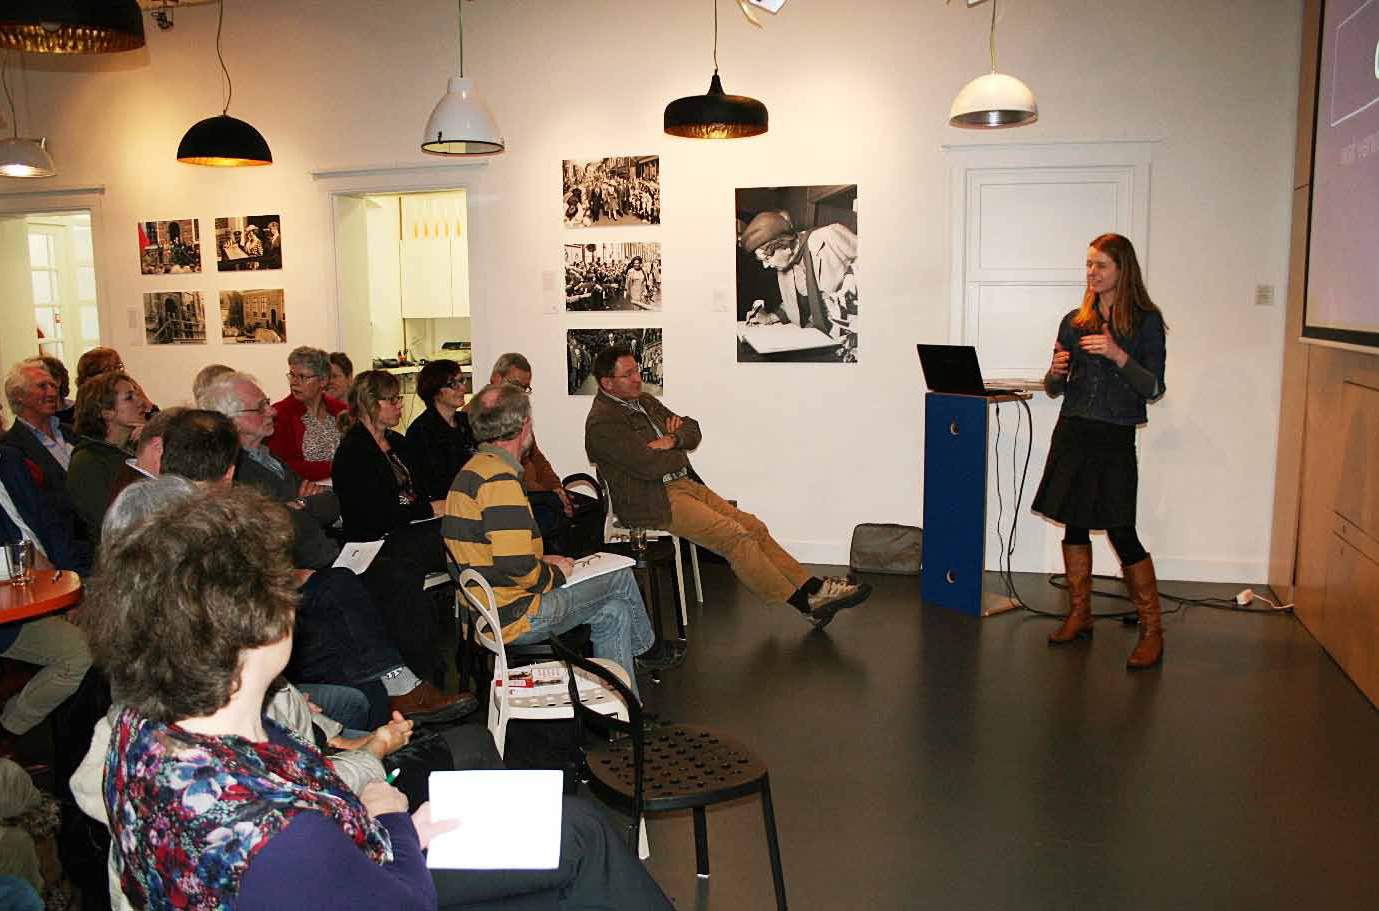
left=422, top=0, right=504, bottom=156
left=949, top=0, right=1037, bottom=129
left=0, top=52, right=54, bottom=178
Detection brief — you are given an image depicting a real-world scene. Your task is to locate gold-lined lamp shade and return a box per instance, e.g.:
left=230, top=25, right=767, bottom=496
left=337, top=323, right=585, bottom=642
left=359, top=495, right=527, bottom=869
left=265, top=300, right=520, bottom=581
left=0, top=1, right=145, bottom=54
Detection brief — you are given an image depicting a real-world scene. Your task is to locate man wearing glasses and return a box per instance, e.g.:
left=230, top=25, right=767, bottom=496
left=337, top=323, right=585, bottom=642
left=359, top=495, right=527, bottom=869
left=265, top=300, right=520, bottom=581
left=585, top=345, right=870, bottom=629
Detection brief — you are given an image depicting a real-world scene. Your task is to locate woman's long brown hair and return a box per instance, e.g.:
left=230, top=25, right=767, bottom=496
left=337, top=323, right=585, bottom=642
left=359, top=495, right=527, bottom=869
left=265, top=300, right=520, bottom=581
left=1071, top=233, right=1166, bottom=336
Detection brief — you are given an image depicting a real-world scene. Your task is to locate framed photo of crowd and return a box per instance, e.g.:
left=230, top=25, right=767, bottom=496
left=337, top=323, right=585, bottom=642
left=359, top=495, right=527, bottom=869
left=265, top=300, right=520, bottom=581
left=566, top=329, right=663, bottom=395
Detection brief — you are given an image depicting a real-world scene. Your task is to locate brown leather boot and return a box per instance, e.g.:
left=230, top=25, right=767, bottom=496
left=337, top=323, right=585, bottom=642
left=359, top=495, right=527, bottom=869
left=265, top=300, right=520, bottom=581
left=1123, top=555, right=1164, bottom=669
left=1049, top=543, right=1094, bottom=644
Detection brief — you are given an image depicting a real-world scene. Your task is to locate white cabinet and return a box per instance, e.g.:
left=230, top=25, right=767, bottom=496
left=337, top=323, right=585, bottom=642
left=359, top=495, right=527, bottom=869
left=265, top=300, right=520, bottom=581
left=400, top=192, right=470, bottom=319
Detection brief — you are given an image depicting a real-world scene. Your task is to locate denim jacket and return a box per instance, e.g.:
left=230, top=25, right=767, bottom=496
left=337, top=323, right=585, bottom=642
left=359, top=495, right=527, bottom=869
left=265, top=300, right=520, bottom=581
left=1044, top=308, right=1166, bottom=426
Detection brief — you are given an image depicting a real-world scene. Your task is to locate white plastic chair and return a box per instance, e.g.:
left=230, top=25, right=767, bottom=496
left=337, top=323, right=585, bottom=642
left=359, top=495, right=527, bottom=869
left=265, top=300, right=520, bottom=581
left=456, top=568, right=631, bottom=757
left=572, top=473, right=703, bottom=628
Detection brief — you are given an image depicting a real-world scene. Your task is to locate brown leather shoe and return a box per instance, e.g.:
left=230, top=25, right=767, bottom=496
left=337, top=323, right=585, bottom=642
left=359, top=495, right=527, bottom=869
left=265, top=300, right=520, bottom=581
left=389, top=682, right=478, bottom=723
left=1123, top=555, right=1164, bottom=670
left=1049, top=543, right=1094, bottom=644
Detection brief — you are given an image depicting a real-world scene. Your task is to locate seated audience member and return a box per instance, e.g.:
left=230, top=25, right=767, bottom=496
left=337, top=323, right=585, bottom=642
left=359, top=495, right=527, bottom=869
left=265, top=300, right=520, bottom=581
left=334, top=370, right=441, bottom=542
left=191, top=363, right=234, bottom=403
left=0, top=757, right=53, bottom=909
left=446, top=384, right=674, bottom=696
left=489, top=353, right=598, bottom=553
left=406, top=359, right=477, bottom=502
left=200, top=372, right=338, bottom=566
left=0, top=411, right=92, bottom=764
left=73, top=347, right=123, bottom=389
left=267, top=346, right=347, bottom=481
left=66, top=371, right=149, bottom=542
left=2, top=360, right=81, bottom=538
left=39, top=356, right=74, bottom=426
left=326, top=351, right=354, bottom=402
left=586, top=344, right=872, bottom=629
left=333, top=371, right=451, bottom=678
left=197, top=372, right=471, bottom=721
left=87, top=487, right=442, bottom=910
left=88, top=486, right=672, bottom=911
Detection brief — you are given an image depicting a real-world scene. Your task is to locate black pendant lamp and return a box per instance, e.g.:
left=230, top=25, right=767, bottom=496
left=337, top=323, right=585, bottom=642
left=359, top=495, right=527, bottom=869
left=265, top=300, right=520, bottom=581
left=664, top=0, right=767, bottom=139
left=177, top=1, right=270, bottom=166
left=0, top=1, right=145, bottom=54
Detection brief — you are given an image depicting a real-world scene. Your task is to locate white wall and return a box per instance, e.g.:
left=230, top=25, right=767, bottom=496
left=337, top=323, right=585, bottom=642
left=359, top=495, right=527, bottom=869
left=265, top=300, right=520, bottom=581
left=6, top=0, right=1302, bottom=579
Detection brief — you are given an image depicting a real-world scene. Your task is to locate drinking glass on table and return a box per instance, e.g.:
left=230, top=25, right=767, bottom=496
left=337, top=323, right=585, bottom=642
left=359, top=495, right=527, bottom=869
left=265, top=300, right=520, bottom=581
left=2, top=540, right=35, bottom=584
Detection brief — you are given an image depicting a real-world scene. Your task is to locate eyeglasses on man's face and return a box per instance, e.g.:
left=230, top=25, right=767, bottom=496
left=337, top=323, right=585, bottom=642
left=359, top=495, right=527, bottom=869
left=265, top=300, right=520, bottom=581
left=286, top=372, right=321, bottom=384
left=231, top=399, right=273, bottom=417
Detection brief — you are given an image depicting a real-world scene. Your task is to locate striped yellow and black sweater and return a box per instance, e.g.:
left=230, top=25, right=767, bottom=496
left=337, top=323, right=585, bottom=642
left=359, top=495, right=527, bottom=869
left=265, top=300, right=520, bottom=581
left=443, top=444, right=564, bottom=642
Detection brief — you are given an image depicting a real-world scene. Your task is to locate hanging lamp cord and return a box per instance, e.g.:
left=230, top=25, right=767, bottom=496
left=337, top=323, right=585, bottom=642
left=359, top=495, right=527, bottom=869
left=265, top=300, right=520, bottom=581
left=989, top=0, right=999, bottom=72
left=713, top=0, right=720, bottom=74
left=216, top=0, right=233, bottom=115
left=458, top=0, right=466, bottom=77
left=1, top=51, right=18, bottom=140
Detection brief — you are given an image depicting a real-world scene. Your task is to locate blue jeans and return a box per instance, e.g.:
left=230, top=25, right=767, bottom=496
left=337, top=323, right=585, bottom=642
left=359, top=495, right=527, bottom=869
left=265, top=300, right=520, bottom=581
left=511, top=567, right=654, bottom=698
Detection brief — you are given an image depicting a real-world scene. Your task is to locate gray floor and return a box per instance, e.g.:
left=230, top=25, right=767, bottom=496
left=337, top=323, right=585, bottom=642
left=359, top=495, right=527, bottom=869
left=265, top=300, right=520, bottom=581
left=632, top=564, right=1379, bottom=910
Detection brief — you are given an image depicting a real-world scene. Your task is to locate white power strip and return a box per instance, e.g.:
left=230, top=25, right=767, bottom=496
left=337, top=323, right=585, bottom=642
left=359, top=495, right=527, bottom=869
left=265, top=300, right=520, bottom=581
left=1236, top=588, right=1294, bottom=611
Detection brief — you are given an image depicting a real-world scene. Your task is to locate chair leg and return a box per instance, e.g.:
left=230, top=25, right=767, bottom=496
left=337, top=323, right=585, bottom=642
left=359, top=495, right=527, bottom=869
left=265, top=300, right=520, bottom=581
left=693, top=806, right=710, bottom=877
left=690, top=542, right=703, bottom=603
left=760, top=777, right=787, bottom=910
left=672, top=535, right=690, bottom=629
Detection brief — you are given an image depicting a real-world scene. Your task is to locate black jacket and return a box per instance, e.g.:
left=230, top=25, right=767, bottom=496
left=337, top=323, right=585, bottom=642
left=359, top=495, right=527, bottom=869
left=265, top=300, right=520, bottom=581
left=404, top=406, right=477, bottom=502
left=331, top=424, right=434, bottom=542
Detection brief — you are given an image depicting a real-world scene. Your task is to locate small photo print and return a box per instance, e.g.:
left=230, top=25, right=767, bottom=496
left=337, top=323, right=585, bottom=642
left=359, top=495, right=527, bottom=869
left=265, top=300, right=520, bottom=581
left=735, top=184, right=859, bottom=363
left=562, top=156, right=660, bottom=227
left=564, top=242, right=662, bottom=311
left=220, top=289, right=286, bottom=344
left=139, top=219, right=201, bottom=274
left=143, top=292, right=207, bottom=345
left=566, top=328, right=663, bottom=396
left=215, top=214, right=282, bottom=271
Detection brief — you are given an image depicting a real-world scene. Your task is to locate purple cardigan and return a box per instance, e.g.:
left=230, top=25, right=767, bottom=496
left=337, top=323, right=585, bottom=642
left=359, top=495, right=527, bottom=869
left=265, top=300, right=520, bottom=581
left=236, top=807, right=434, bottom=910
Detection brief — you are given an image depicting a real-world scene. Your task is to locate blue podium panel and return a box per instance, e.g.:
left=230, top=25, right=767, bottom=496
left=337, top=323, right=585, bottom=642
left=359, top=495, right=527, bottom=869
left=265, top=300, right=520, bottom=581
left=921, top=393, right=989, bottom=616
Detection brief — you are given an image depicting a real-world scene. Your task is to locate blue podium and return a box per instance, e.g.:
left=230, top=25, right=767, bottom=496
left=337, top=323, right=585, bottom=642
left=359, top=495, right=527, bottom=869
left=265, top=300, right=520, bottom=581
left=920, top=391, right=1030, bottom=617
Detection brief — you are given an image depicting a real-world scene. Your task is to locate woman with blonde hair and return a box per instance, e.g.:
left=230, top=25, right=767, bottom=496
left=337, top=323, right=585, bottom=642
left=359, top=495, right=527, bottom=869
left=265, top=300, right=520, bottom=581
left=1034, top=233, right=1168, bottom=668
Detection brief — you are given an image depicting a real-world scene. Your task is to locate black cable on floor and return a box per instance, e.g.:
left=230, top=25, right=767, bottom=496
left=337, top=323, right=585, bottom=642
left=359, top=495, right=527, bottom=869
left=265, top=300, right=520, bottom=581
left=990, top=396, right=1287, bottom=622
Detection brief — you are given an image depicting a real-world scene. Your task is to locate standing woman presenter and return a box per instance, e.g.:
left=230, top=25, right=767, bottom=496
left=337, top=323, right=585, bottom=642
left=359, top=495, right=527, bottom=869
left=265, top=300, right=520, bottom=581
left=1033, top=233, right=1168, bottom=668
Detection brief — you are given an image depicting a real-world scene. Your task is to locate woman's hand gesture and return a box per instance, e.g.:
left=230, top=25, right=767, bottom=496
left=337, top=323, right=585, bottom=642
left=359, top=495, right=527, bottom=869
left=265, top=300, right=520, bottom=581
left=1078, top=325, right=1128, bottom=367
left=1049, top=341, right=1071, bottom=378
left=360, top=780, right=409, bottom=818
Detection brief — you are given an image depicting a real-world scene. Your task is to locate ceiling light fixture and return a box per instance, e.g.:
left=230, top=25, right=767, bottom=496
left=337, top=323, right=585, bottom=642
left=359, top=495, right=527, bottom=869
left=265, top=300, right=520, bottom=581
left=0, top=0, right=145, bottom=54
left=176, top=0, right=270, bottom=166
left=664, top=0, right=768, bottom=140
left=948, top=0, right=1037, bottom=129
left=422, top=0, right=504, bottom=156
left=0, top=52, right=55, bottom=178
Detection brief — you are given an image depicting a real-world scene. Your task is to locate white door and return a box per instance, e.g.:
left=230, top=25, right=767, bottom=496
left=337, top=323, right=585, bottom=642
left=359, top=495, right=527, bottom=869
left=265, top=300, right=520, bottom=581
left=945, top=142, right=1152, bottom=573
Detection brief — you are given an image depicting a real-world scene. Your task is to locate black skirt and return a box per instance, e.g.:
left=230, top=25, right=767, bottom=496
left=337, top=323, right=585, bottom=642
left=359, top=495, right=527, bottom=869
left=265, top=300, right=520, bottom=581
left=1031, top=415, right=1138, bottom=530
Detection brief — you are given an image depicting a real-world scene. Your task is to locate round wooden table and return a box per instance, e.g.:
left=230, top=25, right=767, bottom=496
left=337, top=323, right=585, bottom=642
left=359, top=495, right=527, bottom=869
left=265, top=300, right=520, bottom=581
left=0, top=570, right=83, bottom=625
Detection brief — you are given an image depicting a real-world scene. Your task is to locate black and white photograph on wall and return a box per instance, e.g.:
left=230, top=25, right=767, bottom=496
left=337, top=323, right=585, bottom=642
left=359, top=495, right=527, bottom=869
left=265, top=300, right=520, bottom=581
left=566, top=328, right=663, bottom=395
left=219, top=289, right=286, bottom=344
left=215, top=214, right=282, bottom=271
left=735, top=184, right=859, bottom=363
left=562, top=156, right=660, bottom=227
left=143, top=292, right=207, bottom=345
left=138, top=219, right=201, bottom=275
left=564, top=242, right=662, bottom=311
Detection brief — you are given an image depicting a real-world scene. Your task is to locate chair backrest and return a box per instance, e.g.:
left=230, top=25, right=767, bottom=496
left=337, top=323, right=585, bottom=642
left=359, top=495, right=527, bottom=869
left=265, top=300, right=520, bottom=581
left=456, top=567, right=513, bottom=754
left=548, top=632, right=646, bottom=839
